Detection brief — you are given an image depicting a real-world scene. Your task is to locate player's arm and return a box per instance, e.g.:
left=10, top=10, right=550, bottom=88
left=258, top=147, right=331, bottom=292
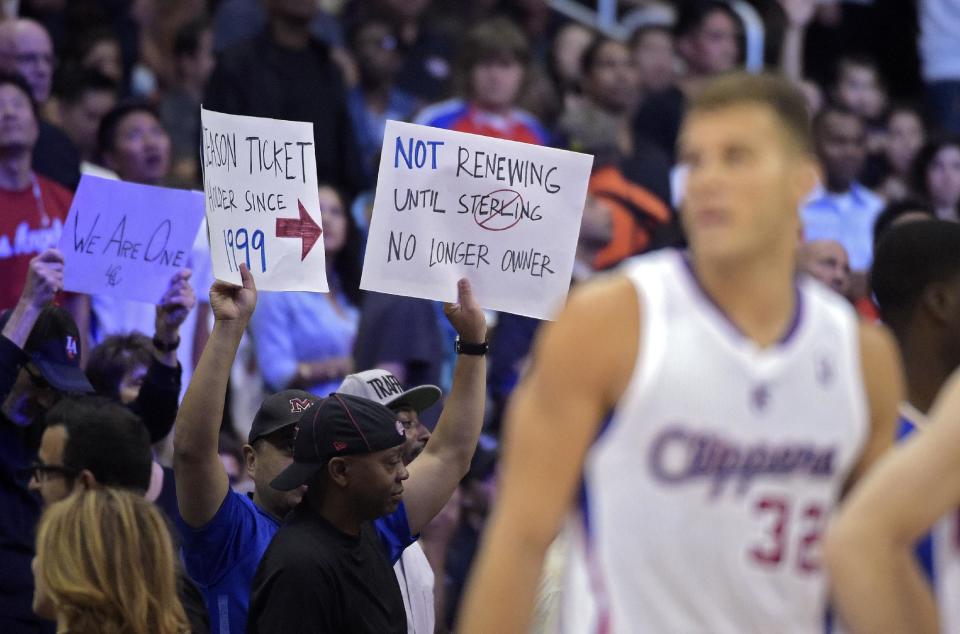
left=458, top=275, right=639, bottom=634
left=843, top=321, right=903, bottom=489
left=403, top=279, right=487, bottom=534
left=173, top=265, right=257, bottom=527
left=823, top=322, right=939, bottom=634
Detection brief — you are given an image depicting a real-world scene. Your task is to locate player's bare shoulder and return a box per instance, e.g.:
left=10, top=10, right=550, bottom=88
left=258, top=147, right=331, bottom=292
left=531, top=271, right=641, bottom=409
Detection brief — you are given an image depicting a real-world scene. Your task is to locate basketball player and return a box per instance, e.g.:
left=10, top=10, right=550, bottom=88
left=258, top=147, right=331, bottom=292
left=825, top=223, right=960, bottom=634
left=458, top=73, right=903, bottom=633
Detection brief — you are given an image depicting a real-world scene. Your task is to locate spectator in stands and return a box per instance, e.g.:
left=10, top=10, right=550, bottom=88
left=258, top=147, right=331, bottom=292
left=548, top=21, right=594, bottom=114
left=347, top=17, right=418, bottom=181
left=798, top=239, right=852, bottom=297
left=91, top=102, right=211, bottom=401
left=416, top=17, right=548, bottom=146
left=832, top=55, right=887, bottom=125
left=801, top=106, right=884, bottom=283
left=873, top=105, right=927, bottom=201
left=0, top=249, right=92, bottom=633
left=362, top=0, right=455, bottom=103
left=32, top=488, right=193, bottom=634
left=175, top=266, right=485, bottom=634
left=337, top=369, right=443, bottom=633
left=71, top=29, right=125, bottom=85
left=561, top=39, right=672, bottom=270
left=249, top=185, right=361, bottom=396
left=212, top=0, right=345, bottom=55
left=96, top=101, right=170, bottom=185
left=633, top=0, right=742, bottom=161
left=161, top=19, right=215, bottom=188
left=630, top=24, right=677, bottom=101
left=0, top=74, right=72, bottom=310
left=28, top=394, right=209, bottom=630
left=911, top=136, right=960, bottom=222
left=247, top=278, right=486, bottom=632
left=205, top=0, right=366, bottom=196
left=54, top=71, right=118, bottom=175
left=0, top=18, right=81, bottom=190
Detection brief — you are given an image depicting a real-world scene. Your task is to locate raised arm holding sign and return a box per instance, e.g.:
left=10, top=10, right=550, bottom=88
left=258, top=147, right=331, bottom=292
left=361, top=121, right=593, bottom=321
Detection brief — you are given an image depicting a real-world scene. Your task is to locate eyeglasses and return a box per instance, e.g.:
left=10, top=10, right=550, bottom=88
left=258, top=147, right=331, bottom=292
left=21, top=460, right=77, bottom=483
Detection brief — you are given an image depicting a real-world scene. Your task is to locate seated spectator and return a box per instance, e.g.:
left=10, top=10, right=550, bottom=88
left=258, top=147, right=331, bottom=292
left=0, top=18, right=81, bottom=190
left=205, top=0, right=366, bottom=196
left=249, top=185, right=361, bottom=396
left=911, top=136, right=960, bottom=222
left=634, top=0, right=742, bottom=161
left=831, top=55, right=887, bottom=129
left=798, top=239, right=852, bottom=298
left=66, top=28, right=125, bottom=86
left=630, top=24, right=677, bottom=101
left=0, top=74, right=72, bottom=310
left=53, top=70, right=119, bottom=178
left=559, top=36, right=672, bottom=270
left=33, top=488, right=192, bottom=634
left=0, top=250, right=92, bottom=633
left=871, top=105, right=926, bottom=201
left=347, top=17, right=419, bottom=181
left=416, top=17, right=549, bottom=146
left=161, top=19, right=215, bottom=189
left=801, top=106, right=884, bottom=286
left=548, top=22, right=595, bottom=115
left=89, top=102, right=211, bottom=397
left=28, top=395, right=209, bottom=631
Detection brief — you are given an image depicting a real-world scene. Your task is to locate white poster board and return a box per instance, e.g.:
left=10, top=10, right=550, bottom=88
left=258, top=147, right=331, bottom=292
left=59, top=175, right=205, bottom=303
left=361, top=121, right=593, bottom=320
left=201, top=108, right=328, bottom=292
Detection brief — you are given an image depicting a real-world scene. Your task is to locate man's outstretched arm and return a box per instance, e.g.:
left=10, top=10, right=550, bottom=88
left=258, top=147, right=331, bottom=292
left=458, top=275, right=640, bottom=634
left=174, top=264, right=257, bottom=527
left=403, top=279, right=487, bottom=534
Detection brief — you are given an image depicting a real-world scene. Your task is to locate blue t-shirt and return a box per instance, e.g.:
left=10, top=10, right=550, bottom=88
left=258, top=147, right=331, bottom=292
left=179, top=491, right=415, bottom=634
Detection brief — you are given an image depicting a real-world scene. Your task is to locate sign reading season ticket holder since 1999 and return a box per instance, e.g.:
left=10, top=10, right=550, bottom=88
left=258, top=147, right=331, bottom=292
left=200, top=107, right=328, bottom=292
left=360, top=121, right=594, bottom=321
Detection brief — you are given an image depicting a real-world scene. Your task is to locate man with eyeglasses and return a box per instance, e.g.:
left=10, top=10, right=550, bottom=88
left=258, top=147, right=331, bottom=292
left=0, top=246, right=93, bottom=633
left=0, top=18, right=81, bottom=191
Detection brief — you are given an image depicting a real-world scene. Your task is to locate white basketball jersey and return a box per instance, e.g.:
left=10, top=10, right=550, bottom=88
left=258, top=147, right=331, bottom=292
left=560, top=250, right=869, bottom=634
left=935, top=511, right=960, bottom=632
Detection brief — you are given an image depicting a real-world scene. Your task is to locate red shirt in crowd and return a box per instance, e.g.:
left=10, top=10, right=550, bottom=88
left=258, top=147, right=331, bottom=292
left=0, top=174, right=71, bottom=309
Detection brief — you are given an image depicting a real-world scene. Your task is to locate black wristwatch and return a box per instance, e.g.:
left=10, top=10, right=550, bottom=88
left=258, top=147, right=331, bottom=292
left=152, top=335, right=180, bottom=353
left=455, top=336, right=488, bottom=356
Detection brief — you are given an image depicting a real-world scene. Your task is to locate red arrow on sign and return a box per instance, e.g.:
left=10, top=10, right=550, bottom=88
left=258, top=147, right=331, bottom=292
left=276, top=200, right=323, bottom=261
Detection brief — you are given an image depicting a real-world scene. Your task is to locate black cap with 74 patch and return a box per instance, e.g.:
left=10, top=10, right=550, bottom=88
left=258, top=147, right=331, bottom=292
left=270, top=393, right=406, bottom=491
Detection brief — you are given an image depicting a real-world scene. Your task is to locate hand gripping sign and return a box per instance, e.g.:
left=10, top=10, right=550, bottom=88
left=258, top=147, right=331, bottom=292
left=201, top=108, right=328, bottom=292
left=361, top=121, right=593, bottom=320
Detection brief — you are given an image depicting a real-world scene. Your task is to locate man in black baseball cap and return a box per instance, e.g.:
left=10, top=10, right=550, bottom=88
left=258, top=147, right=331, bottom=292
left=0, top=248, right=92, bottom=632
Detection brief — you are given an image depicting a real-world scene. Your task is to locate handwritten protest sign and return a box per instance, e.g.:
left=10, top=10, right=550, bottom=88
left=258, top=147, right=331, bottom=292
left=59, top=175, right=205, bottom=303
left=200, top=108, right=327, bottom=292
left=361, top=121, right=593, bottom=320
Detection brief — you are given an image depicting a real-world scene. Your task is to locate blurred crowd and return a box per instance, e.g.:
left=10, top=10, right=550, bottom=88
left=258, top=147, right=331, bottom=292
left=0, top=0, right=957, bottom=632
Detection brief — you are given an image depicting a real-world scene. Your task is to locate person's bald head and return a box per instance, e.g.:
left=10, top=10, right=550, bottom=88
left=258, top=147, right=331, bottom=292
left=0, top=19, right=54, bottom=104
left=798, top=239, right=851, bottom=297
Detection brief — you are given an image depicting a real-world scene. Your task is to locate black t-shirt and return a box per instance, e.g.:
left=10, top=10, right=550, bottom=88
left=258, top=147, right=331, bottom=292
left=247, top=507, right=407, bottom=634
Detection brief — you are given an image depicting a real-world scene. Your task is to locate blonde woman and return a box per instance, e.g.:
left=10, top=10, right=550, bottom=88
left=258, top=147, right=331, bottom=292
left=32, top=488, right=189, bottom=634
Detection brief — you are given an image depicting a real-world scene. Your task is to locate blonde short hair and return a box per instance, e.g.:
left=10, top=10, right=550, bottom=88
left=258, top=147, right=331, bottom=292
left=35, top=488, right=189, bottom=634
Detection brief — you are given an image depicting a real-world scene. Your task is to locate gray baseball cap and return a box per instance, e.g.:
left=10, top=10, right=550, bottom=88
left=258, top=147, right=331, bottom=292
left=337, top=369, right=441, bottom=413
